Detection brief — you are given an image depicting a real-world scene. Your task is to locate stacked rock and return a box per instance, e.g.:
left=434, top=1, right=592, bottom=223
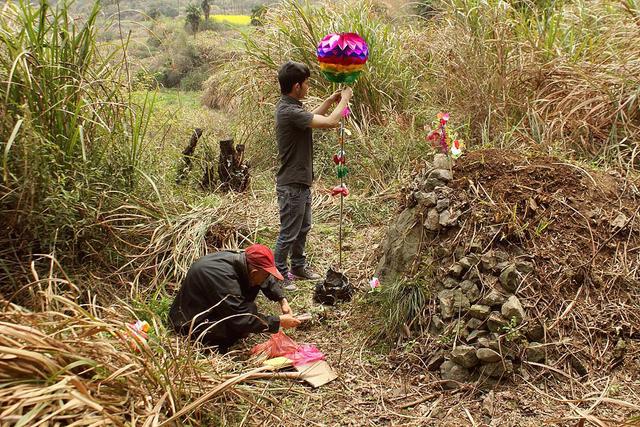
left=381, top=151, right=551, bottom=389
left=430, top=249, right=548, bottom=389
left=407, top=154, right=464, bottom=231
left=403, top=153, right=549, bottom=388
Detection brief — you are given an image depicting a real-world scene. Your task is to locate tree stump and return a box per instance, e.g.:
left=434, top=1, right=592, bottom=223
left=176, top=128, right=203, bottom=184
left=200, top=139, right=250, bottom=192
left=216, top=138, right=250, bottom=192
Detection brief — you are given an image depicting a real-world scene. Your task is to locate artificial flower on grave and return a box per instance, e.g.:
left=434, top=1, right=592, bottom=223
left=425, top=112, right=465, bottom=158
left=451, top=139, right=465, bottom=159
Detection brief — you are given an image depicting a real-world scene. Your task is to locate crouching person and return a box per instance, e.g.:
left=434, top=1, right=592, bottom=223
left=168, top=244, right=301, bottom=352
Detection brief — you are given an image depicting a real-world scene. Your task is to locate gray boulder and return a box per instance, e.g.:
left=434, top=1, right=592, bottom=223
left=480, top=252, right=498, bottom=272
left=424, top=177, right=446, bottom=191
left=451, top=345, right=479, bottom=368
left=460, top=280, right=481, bottom=303
left=501, top=295, right=526, bottom=325
left=439, top=209, right=461, bottom=227
left=469, top=304, right=491, bottom=319
left=499, top=265, right=520, bottom=293
left=440, top=361, right=470, bottom=389
left=438, top=289, right=470, bottom=319
left=424, top=208, right=441, bottom=231
left=415, top=191, right=437, bottom=208
left=433, top=153, right=452, bottom=170
left=481, top=290, right=507, bottom=307
left=429, top=169, right=453, bottom=182
left=476, top=348, right=502, bottom=363
left=375, top=207, right=422, bottom=281
left=477, top=337, right=500, bottom=351
left=436, top=198, right=450, bottom=212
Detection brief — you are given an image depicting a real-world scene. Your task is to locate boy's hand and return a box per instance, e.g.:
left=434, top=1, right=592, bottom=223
left=329, top=90, right=342, bottom=103
left=279, top=314, right=301, bottom=329
left=341, top=87, right=353, bottom=101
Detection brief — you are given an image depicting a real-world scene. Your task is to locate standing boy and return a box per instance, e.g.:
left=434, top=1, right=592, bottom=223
left=274, top=61, right=353, bottom=289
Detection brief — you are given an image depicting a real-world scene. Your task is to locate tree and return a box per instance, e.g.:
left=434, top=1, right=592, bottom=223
left=201, top=0, right=210, bottom=22
left=185, top=4, right=201, bottom=36
left=250, top=4, right=267, bottom=26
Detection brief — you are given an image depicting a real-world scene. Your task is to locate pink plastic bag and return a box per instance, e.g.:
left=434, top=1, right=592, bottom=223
left=251, top=331, right=298, bottom=358
left=251, top=331, right=325, bottom=367
left=287, top=344, right=325, bottom=366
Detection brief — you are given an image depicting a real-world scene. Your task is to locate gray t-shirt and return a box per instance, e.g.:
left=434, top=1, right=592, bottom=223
left=275, top=95, right=314, bottom=187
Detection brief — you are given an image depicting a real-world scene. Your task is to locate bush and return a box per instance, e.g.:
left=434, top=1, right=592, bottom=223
left=373, top=279, right=432, bottom=340
left=181, top=65, right=212, bottom=91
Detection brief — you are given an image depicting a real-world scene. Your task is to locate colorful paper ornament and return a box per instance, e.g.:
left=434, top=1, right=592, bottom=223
left=317, top=33, right=369, bottom=84
left=331, top=184, right=349, bottom=197
left=336, top=165, right=348, bottom=178
left=125, top=320, right=151, bottom=351
left=333, top=151, right=345, bottom=165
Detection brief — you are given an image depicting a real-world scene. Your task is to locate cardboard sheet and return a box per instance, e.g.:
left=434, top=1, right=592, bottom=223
left=295, top=361, right=338, bottom=388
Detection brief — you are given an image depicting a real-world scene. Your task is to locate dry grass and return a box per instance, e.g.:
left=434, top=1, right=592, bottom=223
left=100, top=199, right=246, bottom=289
left=422, top=0, right=640, bottom=170
left=529, top=57, right=640, bottom=168
left=0, top=257, right=288, bottom=425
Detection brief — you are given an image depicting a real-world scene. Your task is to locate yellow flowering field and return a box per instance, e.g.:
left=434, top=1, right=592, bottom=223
left=211, top=14, right=251, bottom=26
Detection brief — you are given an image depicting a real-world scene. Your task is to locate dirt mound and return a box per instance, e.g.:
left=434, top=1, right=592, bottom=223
left=376, top=149, right=640, bottom=397
left=450, top=149, right=640, bottom=340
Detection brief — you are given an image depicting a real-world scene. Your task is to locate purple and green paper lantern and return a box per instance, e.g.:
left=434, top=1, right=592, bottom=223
left=316, top=32, right=369, bottom=84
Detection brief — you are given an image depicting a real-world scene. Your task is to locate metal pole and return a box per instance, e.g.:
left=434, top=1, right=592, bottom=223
left=339, top=116, right=344, bottom=270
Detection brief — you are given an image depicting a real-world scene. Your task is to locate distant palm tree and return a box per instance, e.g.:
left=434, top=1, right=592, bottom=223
left=185, top=4, right=201, bottom=36
left=201, top=0, right=210, bottom=22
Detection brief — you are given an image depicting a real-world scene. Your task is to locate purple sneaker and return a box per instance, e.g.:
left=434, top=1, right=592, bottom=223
left=289, top=266, right=322, bottom=281
left=282, top=274, right=297, bottom=291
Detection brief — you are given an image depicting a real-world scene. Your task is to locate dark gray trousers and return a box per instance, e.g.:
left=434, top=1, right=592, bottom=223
left=274, top=184, right=311, bottom=275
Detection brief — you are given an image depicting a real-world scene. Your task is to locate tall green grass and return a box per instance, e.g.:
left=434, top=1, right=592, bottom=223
left=0, top=1, right=155, bottom=275
left=373, top=279, right=431, bottom=340
left=214, top=0, right=423, bottom=121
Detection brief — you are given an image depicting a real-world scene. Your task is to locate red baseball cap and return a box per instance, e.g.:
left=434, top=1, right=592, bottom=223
left=245, top=244, right=284, bottom=281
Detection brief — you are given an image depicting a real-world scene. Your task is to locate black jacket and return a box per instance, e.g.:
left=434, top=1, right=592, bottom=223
left=168, top=251, right=284, bottom=345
